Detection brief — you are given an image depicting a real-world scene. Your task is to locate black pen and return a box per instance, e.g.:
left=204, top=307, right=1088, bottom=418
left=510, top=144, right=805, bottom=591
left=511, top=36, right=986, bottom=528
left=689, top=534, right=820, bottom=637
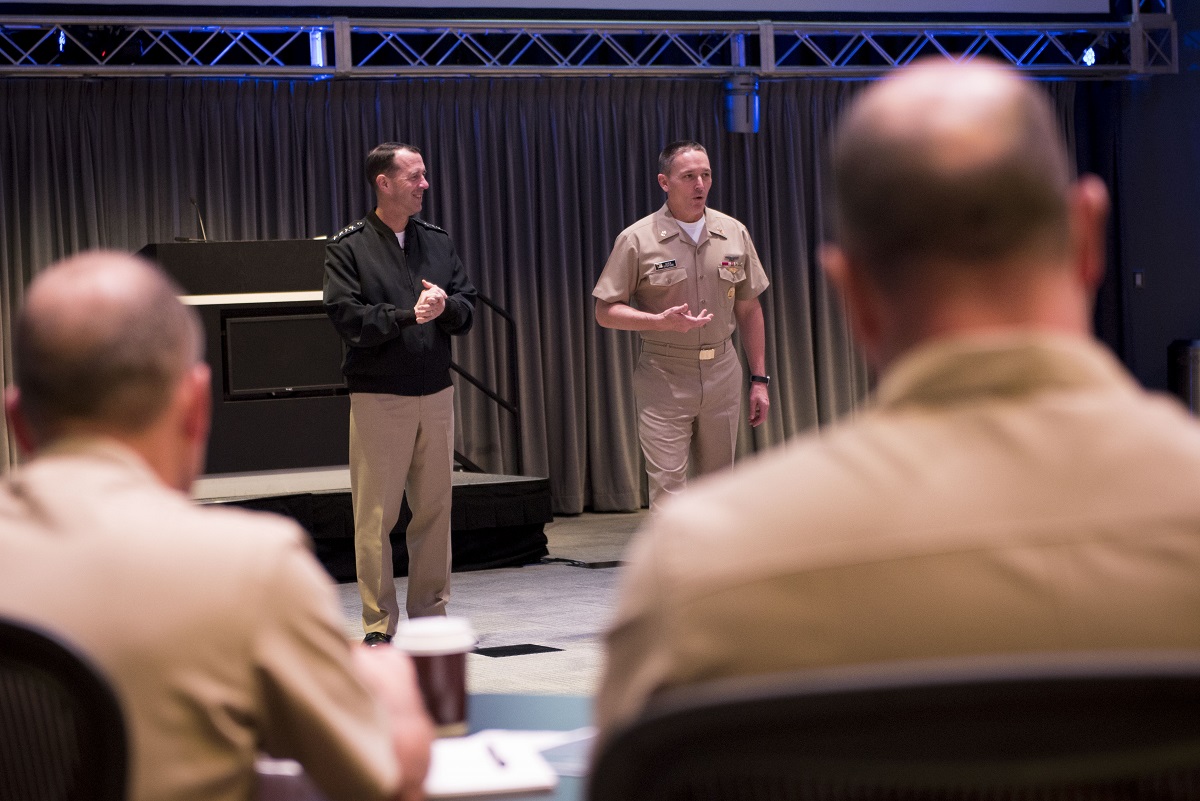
left=487, top=744, right=507, bottom=768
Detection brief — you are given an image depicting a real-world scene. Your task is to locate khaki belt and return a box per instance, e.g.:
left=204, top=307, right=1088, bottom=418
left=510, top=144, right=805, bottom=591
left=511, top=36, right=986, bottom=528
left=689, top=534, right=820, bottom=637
left=640, top=338, right=732, bottom=361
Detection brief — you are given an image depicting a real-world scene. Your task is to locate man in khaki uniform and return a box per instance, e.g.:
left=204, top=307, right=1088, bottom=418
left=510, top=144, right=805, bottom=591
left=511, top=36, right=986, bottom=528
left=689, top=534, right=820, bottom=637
left=594, top=140, right=770, bottom=508
left=596, top=61, right=1200, bottom=734
left=1, top=251, right=434, bottom=801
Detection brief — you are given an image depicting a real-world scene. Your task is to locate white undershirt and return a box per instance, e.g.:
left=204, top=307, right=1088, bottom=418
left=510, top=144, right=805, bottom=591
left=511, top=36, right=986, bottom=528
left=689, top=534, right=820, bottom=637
left=396, top=231, right=406, bottom=249
left=676, top=217, right=705, bottom=244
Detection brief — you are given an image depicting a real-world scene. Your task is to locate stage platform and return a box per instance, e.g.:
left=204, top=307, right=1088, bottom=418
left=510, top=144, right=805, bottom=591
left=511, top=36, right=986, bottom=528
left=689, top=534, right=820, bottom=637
left=195, top=467, right=552, bottom=583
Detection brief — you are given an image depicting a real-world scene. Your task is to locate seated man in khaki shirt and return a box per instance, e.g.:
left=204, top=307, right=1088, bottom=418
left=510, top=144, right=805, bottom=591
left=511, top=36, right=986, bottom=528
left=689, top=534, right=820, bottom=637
left=596, top=59, right=1200, bottom=734
left=0, top=251, right=433, bottom=801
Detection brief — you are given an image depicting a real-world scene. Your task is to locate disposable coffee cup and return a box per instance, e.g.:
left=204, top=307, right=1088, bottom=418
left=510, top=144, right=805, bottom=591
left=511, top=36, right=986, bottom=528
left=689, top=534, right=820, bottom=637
left=392, top=616, right=476, bottom=737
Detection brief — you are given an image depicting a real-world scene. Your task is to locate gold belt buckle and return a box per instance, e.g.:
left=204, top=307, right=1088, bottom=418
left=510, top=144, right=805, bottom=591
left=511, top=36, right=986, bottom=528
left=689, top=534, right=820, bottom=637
left=699, top=348, right=716, bottom=361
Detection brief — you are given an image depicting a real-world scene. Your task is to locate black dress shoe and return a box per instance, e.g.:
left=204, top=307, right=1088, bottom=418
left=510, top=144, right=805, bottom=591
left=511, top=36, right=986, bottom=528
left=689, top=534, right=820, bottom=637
left=363, top=632, right=393, bottom=646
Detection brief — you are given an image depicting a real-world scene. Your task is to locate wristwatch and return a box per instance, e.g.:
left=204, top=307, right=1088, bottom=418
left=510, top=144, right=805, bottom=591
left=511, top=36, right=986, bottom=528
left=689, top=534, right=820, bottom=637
left=750, top=374, right=770, bottom=386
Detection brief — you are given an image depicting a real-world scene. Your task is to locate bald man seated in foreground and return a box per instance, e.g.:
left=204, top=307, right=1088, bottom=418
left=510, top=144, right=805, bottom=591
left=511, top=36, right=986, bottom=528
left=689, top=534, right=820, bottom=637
left=596, top=59, right=1200, bottom=733
left=0, top=252, right=433, bottom=801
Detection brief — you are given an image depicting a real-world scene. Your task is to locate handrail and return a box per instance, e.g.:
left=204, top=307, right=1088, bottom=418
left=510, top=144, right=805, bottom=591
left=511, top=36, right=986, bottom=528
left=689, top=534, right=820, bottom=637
left=451, top=291, right=523, bottom=475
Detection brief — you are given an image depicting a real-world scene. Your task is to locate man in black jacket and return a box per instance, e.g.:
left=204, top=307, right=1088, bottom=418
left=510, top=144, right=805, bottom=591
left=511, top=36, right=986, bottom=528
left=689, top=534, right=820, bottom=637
left=324, top=142, right=477, bottom=643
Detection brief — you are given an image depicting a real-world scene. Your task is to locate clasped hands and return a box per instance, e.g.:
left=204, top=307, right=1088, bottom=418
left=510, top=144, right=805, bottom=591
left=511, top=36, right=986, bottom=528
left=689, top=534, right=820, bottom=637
left=414, top=279, right=447, bottom=324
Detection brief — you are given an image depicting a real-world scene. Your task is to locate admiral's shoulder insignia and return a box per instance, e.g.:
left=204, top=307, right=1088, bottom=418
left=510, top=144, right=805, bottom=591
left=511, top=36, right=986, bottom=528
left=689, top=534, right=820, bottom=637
left=331, top=220, right=365, bottom=241
left=414, top=217, right=448, bottom=235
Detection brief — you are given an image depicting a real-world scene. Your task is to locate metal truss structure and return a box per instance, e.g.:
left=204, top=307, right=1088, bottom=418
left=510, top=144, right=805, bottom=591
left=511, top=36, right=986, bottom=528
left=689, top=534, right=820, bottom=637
left=0, top=3, right=1176, bottom=79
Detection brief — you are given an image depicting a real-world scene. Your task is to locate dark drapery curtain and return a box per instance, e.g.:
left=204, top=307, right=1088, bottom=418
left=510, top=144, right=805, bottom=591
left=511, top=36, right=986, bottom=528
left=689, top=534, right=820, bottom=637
left=1072, top=81, right=1129, bottom=365
left=0, top=75, right=879, bottom=511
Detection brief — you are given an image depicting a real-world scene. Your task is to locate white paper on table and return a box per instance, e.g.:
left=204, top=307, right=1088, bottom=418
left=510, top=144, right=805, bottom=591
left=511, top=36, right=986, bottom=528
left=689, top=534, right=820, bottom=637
left=530, top=727, right=596, bottom=778
left=425, top=730, right=564, bottom=797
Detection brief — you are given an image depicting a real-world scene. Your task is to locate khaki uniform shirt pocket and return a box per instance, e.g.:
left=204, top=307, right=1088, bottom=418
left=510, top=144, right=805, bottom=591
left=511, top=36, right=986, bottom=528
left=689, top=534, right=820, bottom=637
left=646, top=268, right=687, bottom=288
left=718, top=259, right=747, bottom=306
left=718, top=252, right=749, bottom=287
left=718, top=266, right=747, bottom=284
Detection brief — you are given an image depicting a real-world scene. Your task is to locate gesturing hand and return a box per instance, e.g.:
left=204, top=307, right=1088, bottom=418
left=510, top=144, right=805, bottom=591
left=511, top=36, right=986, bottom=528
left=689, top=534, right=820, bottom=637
left=656, top=303, right=713, bottom=333
left=414, top=279, right=447, bottom=324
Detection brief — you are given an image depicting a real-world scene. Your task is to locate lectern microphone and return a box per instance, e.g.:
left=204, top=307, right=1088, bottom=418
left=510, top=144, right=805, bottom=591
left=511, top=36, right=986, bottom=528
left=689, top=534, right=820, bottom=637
left=190, top=197, right=209, bottom=242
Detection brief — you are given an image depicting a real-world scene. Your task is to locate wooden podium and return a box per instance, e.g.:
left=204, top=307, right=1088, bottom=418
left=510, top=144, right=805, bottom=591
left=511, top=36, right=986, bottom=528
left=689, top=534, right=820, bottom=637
left=138, top=240, right=349, bottom=474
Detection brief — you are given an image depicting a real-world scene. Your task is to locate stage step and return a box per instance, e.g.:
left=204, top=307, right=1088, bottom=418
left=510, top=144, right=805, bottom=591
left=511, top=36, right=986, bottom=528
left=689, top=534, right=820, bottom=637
left=197, top=469, right=551, bottom=582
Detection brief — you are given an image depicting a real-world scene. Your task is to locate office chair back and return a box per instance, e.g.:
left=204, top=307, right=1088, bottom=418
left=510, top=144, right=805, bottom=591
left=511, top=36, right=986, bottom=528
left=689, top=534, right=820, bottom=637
left=589, top=652, right=1200, bottom=801
left=0, top=616, right=127, bottom=801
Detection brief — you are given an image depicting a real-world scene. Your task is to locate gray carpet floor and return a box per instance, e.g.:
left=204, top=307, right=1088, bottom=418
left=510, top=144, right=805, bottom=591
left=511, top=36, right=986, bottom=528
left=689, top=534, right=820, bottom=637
left=334, top=510, right=646, bottom=697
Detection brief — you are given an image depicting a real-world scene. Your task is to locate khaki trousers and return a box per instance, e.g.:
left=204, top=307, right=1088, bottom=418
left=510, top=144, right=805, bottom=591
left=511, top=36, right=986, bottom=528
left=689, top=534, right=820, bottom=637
left=349, top=387, right=454, bottom=635
left=634, top=342, right=742, bottom=509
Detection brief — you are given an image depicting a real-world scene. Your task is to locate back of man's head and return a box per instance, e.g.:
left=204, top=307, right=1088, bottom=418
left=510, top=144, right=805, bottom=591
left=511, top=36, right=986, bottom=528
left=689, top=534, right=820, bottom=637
left=831, top=59, right=1073, bottom=293
left=12, top=251, right=203, bottom=442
